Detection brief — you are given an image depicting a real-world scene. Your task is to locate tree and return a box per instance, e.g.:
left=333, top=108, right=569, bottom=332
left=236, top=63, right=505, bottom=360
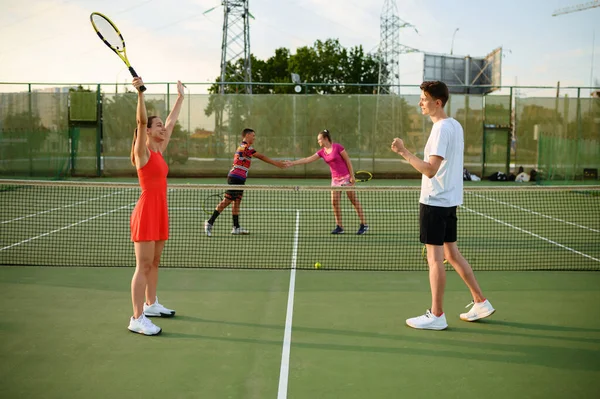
left=2, top=111, right=48, bottom=153
left=288, top=39, right=380, bottom=94
left=203, top=39, right=385, bottom=159
left=207, top=39, right=381, bottom=95
left=102, top=90, right=186, bottom=156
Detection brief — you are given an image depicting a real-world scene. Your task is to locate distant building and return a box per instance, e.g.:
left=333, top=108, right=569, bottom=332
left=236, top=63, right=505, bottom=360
left=33, top=86, right=77, bottom=94
left=191, top=128, right=214, bottom=139
left=0, top=87, right=78, bottom=132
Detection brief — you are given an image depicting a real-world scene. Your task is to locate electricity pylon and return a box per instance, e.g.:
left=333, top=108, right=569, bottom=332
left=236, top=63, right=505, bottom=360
left=373, top=0, right=419, bottom=173
left=205, top=1, right=253, bottom=94
left=378, top=0, right=418, bottom=95
left=552, top=0, right=600, bottom=16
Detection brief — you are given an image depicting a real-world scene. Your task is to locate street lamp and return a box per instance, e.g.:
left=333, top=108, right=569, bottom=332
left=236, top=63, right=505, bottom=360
left=450, top=28, right=459, bottom=55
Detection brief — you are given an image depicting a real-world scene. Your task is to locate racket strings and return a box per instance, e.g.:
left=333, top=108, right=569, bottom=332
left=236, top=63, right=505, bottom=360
left=92, top=15, right=123, bottom=50
left=203, top=193, right=225, bottom=215
left=355, top=171, right=372, bottom=182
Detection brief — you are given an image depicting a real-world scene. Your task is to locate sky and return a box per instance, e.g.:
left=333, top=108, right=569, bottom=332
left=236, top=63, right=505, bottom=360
left=0, top=0, right=598, bottom=95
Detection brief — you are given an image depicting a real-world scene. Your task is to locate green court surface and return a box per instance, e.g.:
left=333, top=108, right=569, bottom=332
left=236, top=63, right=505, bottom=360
left=1, top=266, right=599, bottom=399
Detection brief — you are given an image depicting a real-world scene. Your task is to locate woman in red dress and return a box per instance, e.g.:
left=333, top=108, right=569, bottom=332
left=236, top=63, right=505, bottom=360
left=127, top=77, right=184, bottom=336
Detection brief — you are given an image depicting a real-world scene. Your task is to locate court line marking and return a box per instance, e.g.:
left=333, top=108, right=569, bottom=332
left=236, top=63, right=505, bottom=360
left=0, top=203, right=135, bottom=252
left=170, top=207, right=416, bottom=213
left=1, top=188, right=179, bottom=250
left=467, top=192, right=599, bottom=233
left=277, top=210, right=300, bottom=399
left=1, top=188, right=135, bottom=225
left=461, top=206, right=600, bottom=263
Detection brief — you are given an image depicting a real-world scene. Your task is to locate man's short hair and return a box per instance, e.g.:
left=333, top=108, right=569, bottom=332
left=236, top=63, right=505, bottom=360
left=420, top=81, right=449, bottom=107
left=242, top=128, right=255, bottom=137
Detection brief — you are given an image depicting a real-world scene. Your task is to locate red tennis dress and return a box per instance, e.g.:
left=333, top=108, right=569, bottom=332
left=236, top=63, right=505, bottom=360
left=130, top=150, right=169, bottom=242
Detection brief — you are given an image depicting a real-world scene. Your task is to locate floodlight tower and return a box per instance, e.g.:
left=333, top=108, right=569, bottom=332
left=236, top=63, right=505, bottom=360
left=378, top=0, right=418, bottom=94
left=219, top=0, right=252, bottom=94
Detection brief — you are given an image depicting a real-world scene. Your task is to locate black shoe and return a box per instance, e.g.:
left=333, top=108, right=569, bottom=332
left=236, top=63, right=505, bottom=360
left=331, top=225, right=344, bottom=234
left=356, top=224, right=369, bottom=235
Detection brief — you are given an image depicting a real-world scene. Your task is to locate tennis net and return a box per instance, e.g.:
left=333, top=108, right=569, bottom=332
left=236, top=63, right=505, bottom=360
left=1, top=180, right=599, bottom=271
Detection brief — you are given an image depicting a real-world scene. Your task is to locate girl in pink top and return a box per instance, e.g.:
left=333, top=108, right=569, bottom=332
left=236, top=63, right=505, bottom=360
left=285, top=129, right=368, bottom=235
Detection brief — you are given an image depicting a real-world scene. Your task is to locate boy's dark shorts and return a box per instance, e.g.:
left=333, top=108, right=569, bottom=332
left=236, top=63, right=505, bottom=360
left=420, top=203, right=457, bottom=245
left=225, top=176, right=246, bottom=201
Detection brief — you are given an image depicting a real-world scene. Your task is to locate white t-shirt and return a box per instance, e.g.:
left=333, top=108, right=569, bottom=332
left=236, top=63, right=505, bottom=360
left=419, top=118, right=464, bottom=207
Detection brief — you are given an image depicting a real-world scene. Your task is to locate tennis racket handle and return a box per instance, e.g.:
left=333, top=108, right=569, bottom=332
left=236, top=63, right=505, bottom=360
left=128, top=67, right=146, bottom=92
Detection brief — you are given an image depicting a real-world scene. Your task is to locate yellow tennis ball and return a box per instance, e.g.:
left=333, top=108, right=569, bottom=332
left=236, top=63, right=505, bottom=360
left=314, top=262, right=321, bottom=269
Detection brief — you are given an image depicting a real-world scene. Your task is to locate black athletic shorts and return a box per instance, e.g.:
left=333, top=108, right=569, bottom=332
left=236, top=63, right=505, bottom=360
left=419, top=203, right=458, bottom=245
left=225, top=176, right=246, bottom=201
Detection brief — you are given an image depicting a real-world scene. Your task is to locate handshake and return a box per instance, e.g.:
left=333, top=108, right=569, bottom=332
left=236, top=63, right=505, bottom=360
left=278, top=160, right=296, bottom=169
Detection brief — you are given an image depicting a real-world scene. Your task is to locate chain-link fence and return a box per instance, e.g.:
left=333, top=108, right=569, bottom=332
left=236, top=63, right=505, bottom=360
left=1, top=83, right=598, bottom=181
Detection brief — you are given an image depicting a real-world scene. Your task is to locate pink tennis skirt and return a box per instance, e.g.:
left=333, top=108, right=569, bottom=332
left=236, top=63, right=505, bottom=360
left=331, top=174, right=352, bottom=187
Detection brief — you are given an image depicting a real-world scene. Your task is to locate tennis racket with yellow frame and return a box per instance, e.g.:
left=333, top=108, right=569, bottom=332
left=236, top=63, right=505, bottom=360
left=202, top=192, right=226, bottom=216
left=354, top=170, right=373, bottom=182
left=90, top=12, right=146, bottom=92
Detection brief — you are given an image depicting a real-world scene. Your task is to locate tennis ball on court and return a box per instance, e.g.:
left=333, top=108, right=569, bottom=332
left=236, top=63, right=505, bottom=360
left=314, top=262, right=322, bottom=269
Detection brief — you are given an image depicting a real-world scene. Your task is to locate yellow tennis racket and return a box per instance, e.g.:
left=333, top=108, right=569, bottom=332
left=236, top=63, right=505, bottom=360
left=90, top=12, right=146, bottom=92
left=354, top=170, right=373, bottom=182
left=202, top=192, right=226, bottom=216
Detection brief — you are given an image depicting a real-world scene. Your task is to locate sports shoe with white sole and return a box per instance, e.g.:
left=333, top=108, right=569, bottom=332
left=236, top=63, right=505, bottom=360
left=204, top=220, right=213, bottom=237
left=231, top=227, right=249, bottom=235
left=406, top=309, right=448, bottom=330
left=460, top=299, right=495, bottom=321
left=331, top=225, right=344, bottom=234
left=356, top=224, right=369, bottom=235
left=128, top=314, right=162, bottom=336
left=144, top=296, right=176, bottom=317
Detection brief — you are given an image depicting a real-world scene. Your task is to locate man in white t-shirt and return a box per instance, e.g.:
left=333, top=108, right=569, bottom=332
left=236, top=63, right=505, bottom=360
left=391, top=81, right=495, bottom=330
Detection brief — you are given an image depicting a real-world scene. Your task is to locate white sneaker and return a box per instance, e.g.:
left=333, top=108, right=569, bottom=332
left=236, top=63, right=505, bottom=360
left=128, top=314, right=162, bottom=335
left=144, top=296, right=176, bottom=317
left=204, top=220, right=213, bottom=237
left=406, top=309, right=448, bottom=330
left=231, top=226, right=249, bottom=235
left=460, top=299, right=495, bottom=321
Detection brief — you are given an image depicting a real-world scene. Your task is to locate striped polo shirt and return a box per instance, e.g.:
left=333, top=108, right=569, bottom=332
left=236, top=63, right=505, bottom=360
left=228, top=140, right=257, bottom=180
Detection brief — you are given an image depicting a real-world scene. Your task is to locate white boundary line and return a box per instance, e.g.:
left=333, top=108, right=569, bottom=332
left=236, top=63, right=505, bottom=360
left=466, top=192, right=600, bottom=233
left=0, top=202, right=135, bottom=252
left=277, top=210, right=300, bottom=399
left=1, top=188, right=177, bottom=250
left=170, top=207, right=417, bottom=213
left=1, top=188, right=134, bottom=225
left=461, top=206, right=600, bottom=263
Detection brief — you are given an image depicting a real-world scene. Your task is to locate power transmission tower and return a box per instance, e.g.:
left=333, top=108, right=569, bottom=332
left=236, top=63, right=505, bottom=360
left=219, top=0, right=252, bottom=94
left=378, top=0, right=418, bottom=94
left=202, top=1, right=253, bottom=157
left=373, top=0, right=419, bottom=174
left=552, top=0, right=600, bottom=16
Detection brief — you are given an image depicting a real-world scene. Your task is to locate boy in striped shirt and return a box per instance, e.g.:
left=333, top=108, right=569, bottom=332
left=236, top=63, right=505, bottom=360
left=204, top=128, right=284, bottom=236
